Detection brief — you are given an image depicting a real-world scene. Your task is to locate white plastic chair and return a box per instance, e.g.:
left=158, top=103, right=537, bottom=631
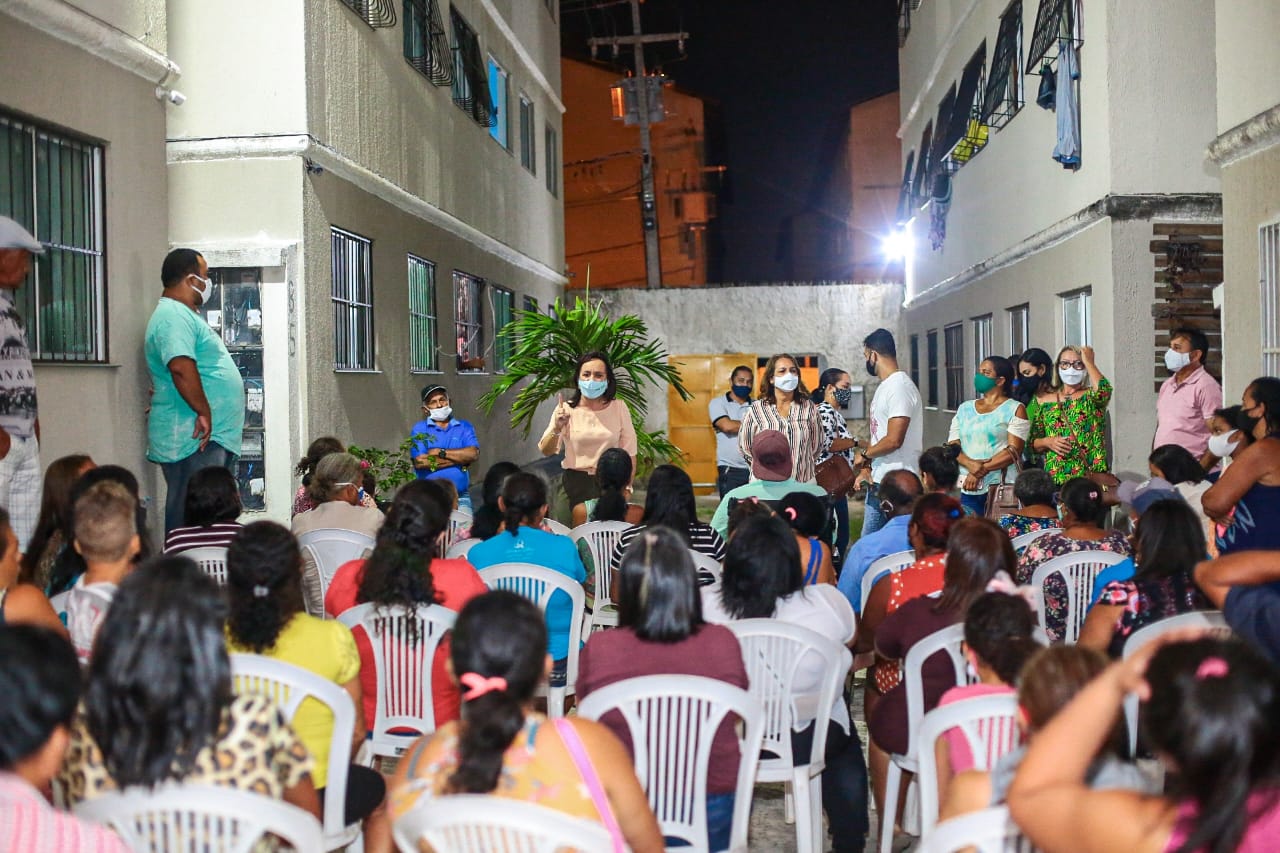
left=915, top=694, right=1023, bottom=837
left=296, top=528, right=376, bottom=616
left=445, top=537, right=481, bottom=560
left=74, top=783, right=324, bottom=853
left=880, top=623, right=970, bottom=853
left=689, top=549, right=723, bottom=584
left=569, top=520, right=632, bottom=634
left=728, top=619, right=853, bottom=853
left=477, top=563, right=585, bottom=718
left=1030, top=550, right=1128, bottom=644
left=1122, top=609, right=1228, bottom=754
left=392, top=794, right=614, bottom=853
left=860, top=549, right=916, bottom=613
left=918, top=806, right=1035, bottom=853
left=229, top=654, right=361, bottom=849
left=1011, top=527, right=1056, bottom=553
left=445, top=509, right=473, bottom=551
left=182, top=546, right=229, bottom=586
left=336, top=602, right=458, bottom=759
left=577, top=674, right=764, bottom=853
left=544, top=518, right=572, bottom=537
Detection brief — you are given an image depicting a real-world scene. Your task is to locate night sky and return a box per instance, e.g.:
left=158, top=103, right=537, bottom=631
left=561, top=0, right=899, bottom=282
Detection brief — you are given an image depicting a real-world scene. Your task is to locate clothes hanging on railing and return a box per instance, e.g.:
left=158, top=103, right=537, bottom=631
left=1053, top=39, right=1082, bottom=170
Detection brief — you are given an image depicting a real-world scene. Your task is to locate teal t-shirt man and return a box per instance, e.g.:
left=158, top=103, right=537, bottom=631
left=145, top=249, right=245, bottom=533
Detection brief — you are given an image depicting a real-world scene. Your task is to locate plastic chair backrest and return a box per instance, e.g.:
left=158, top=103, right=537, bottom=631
left=1123, top=609, right=1228, bottom=754
left=336, top=602, right=458, bottom=757
left=901, top=624, right=969, bottom=761
left=915, top=694, right=1023, bottom=836
left=392, top=793, right=614, bottom=853
left=73, top=783, right=323, bottom=853
left=229, top=654, right=357, bottom=843
left=544, top=518, right=572, bottom=537
left=918, top=806, right=1035, bottom=853
left=727, top=619, right=852, bottom=772
left=182, top=546, right=229, bottom=586
left=1011, top=527, right=1056, bottom=553
left=688, top=549, right=723, bottom=583
left=446, top=509, right=473, bottom=551
left=296, top=527, right=376, bottom=606
left=860, top=549, right=916, bottom=613
left=445, top=538, right=481, bottom=560
left=570, top=520, right=632, bottom=609
left=577, top=673, right=764, bottom=852
left=1030, top=550, right=1128, bottom=644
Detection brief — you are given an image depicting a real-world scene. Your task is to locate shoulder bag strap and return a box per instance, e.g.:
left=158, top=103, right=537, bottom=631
left=552, top=718, right=627, bottom=853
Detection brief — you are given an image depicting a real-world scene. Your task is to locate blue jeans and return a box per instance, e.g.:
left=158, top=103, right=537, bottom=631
left=960, top=490, right=988, bottom=517
left=860, top=483, right=887, bottom=538
left=159, top=443, right=238, bottom=533
left=666, top=792, right=734, bottom=851
left=716, top=465, right=750, bottom=498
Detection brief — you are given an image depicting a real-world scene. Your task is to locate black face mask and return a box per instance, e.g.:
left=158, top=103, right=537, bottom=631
left=866, top=357, right=878, bottom=378
left=1019, top=373, right=1041, bottom=394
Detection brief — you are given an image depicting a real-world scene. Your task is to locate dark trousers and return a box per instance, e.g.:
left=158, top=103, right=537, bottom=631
left=561, top=468, right=600, bottom=507
left=159, top=443, right=237, bottom=533
left=716, top=465, right=750, bottom=498
left=832, top=495, right=850, bottom=571
left=790, top=718, right=869, bottom=853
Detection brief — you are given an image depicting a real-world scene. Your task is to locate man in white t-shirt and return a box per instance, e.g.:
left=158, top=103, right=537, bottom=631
left=854, top=328, right=923, bottom=537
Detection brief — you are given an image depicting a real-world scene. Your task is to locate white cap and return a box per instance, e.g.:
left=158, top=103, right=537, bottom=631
left=0, top=217, right=43, bottom=253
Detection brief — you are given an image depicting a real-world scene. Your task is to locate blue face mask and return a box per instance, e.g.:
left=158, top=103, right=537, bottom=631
left=579, top=379, right=608, bottom=399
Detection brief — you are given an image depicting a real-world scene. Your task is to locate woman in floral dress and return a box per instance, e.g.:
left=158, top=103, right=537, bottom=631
left=1016, top=477, right=1131, bottom=642
left=1027, top=346, right=1112, bottom=484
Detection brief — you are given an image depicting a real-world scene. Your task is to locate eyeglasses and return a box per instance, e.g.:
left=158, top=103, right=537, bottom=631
left=1058, top=361, right=1085, bottom=370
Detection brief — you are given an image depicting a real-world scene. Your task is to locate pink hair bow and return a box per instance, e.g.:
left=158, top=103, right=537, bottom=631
left=986, top=570, right=1041, bottom=611
left=460, top=672, right=508, bottom=701
left=1195, top=657, right=1229, bottom=680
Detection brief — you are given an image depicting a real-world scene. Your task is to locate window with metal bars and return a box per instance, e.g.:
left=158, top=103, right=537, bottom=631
left=984, top=1, right=1024, bottom=130
left=450, top=7, right=495, bottom=128
left=896, top=151, right=916, bottom=223
left=912, top=123, right=933, bottom=205
left=487, top=56, right=510, bottom=148
left=454, top=271, right=484, bottom=372
left=929, top=84, right=957, bottom=183
left=404, top=0, right=452, bottom=85
left=519, top=95, right=536, bottom=173
left=909, top=333, right=921, bottom=389
left=927, top=329, right=939, bottom=408
left=331, top=228, right=375, bottom=371
left=943, top=44, right=988, bottom=167
left=1262, top=223, right=1280, bottom=376
left=1008, top=303, right=1029, bottom=355
left=1026, top=0, right=1078, bottom=71
left=0, top=111, right=105, bottom=362
left=544, top=124, right=558, bottom=196
left=492, top=285, right=513, bottom=373
left=972, top=314, right=993, bottom=371
left=408, top=255, right=438, bottom=373
left=945, top=323, right=964, bottom=410
left=338, top=0, right=396, bottom=28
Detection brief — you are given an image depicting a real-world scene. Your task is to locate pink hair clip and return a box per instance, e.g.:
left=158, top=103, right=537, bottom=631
left=1088, top=490, right=1099, bottom=500
left=359, top=459, right=371, bottom=470
left=1195, top=657, right=1229, bottom=680
left=460, top=672, right=508, bottom=701
left=783, top=506, right=797, bottom=520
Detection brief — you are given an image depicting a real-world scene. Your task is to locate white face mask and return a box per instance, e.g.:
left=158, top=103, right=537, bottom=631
left=189, top=274, right=214, bottom=305
left=774, top=373, right=800, bottom=393
left=1208, top=429, right=1240, bottom=459
left=1164, top=348, right=1192, bottom=373
left=1058, top=367, right=1086, bottom=386
left=428, top=405, right=452, bottom=422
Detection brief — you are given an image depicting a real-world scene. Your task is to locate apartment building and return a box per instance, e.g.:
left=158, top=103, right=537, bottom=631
left=1209, top=0, right=1280, bottom=397
left=166, top=0, right=565, bottom=518
left=0, top=0, right=175, bottom=507
left=895, top=0, right=1220, bottom=475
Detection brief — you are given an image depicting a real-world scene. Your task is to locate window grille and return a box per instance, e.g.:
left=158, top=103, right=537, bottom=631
left=909, top=334, right=921, bottom=389
left=1008, top=303, right=1029, bottom=355
left=544, top=125, right=559, bottom=196
left=487, top=57, right=510, bottom=148
left=929, top=85, right=957, bottom=184
left=454, top=271, right=484, bottom=372
left=944, top=323, right=965, bottom=410
left=1026, top=0, right=1080, bottom=71
left=338, top=0, right=396, bottom=28
left=1061, top=288, right=1092, bottom=348
left=331, top=228, right=375, bottom=371
left=519, top=95, right=536, bottom=173
left=408, top=255, right=438, bottom=373
left=926, top=329, right=940, bottom=408
left=0, top=112, right=105, bottom=362
left=523, top=295, right=539, bottom=314
left=1261, top=223, right=1280, bottom=376
left=972, top=315, right=994, bottom=371
left=404, top=0, right=452, bottom=85
left=492, top=285, right=514, bottom=373
left=450, top=7, right=495, bottom=128
left=943, top=44, right=988, bottom=167
left=983, top=1, right=1024, bottom=129
left=896, top=151, right=916, bottom=224
left=912, top=123, right=933, bottom=205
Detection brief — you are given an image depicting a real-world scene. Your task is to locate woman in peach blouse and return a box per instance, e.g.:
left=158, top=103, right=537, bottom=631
left=540, top=351, right=638, bottom=507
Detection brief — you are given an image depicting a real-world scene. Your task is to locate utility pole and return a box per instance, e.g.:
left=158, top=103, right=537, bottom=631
left=588, top=1, right=687, bottom=289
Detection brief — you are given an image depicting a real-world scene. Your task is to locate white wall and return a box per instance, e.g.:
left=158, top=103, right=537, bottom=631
left=1214, top=0, right=1280, bottom=134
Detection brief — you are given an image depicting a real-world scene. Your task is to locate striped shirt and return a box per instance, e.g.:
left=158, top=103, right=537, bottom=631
left=737, top=397, right=823, bottom=484
left=609, top=522, right=726, bottom=575
left=163, top=522, right=243, bottom=554
left=0, top=772, right=128, bottom=853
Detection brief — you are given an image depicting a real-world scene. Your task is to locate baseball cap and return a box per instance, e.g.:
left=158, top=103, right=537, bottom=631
left=421, top=384, right=448, bottom=403
left=751, top=430, right=793, bottom=482
left=1115, top=476, right=1182, bottom=515
left=0, top=217, right=43, bottom=253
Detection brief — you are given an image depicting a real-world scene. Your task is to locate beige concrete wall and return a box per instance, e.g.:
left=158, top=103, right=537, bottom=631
left=848, top=92, right=903, bottom=282
left=0, top=13, right=171, bottom=511
left=1214, top=0, right=1280, bottom=134
left=67, top=0, right=166, bottom=51
left=587, top=283, right=905, bottom=442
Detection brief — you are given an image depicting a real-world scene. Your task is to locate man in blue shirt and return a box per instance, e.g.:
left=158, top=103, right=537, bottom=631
left=838, top=469, right=922, bottom=613
left=409, top=385, right=479, bottom=510
left=1196, top=551, right=1280, bottom=666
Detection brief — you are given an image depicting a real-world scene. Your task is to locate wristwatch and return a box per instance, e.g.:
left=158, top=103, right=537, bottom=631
left=434, top=448, right=447, bottom=459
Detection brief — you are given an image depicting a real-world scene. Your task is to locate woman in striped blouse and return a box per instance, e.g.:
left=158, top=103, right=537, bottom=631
left=738, top=354, right=823, bottom=484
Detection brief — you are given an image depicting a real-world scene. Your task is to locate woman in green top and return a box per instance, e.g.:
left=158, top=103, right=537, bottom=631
left=1027, top=345, right=1112, bottom=483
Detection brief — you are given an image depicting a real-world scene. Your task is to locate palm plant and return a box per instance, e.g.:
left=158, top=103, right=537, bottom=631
left=478, top=294, right=690, bottom=475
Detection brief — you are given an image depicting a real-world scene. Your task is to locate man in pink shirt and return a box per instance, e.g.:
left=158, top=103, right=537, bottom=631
left=1154, top=327, right=1222, bottom=466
